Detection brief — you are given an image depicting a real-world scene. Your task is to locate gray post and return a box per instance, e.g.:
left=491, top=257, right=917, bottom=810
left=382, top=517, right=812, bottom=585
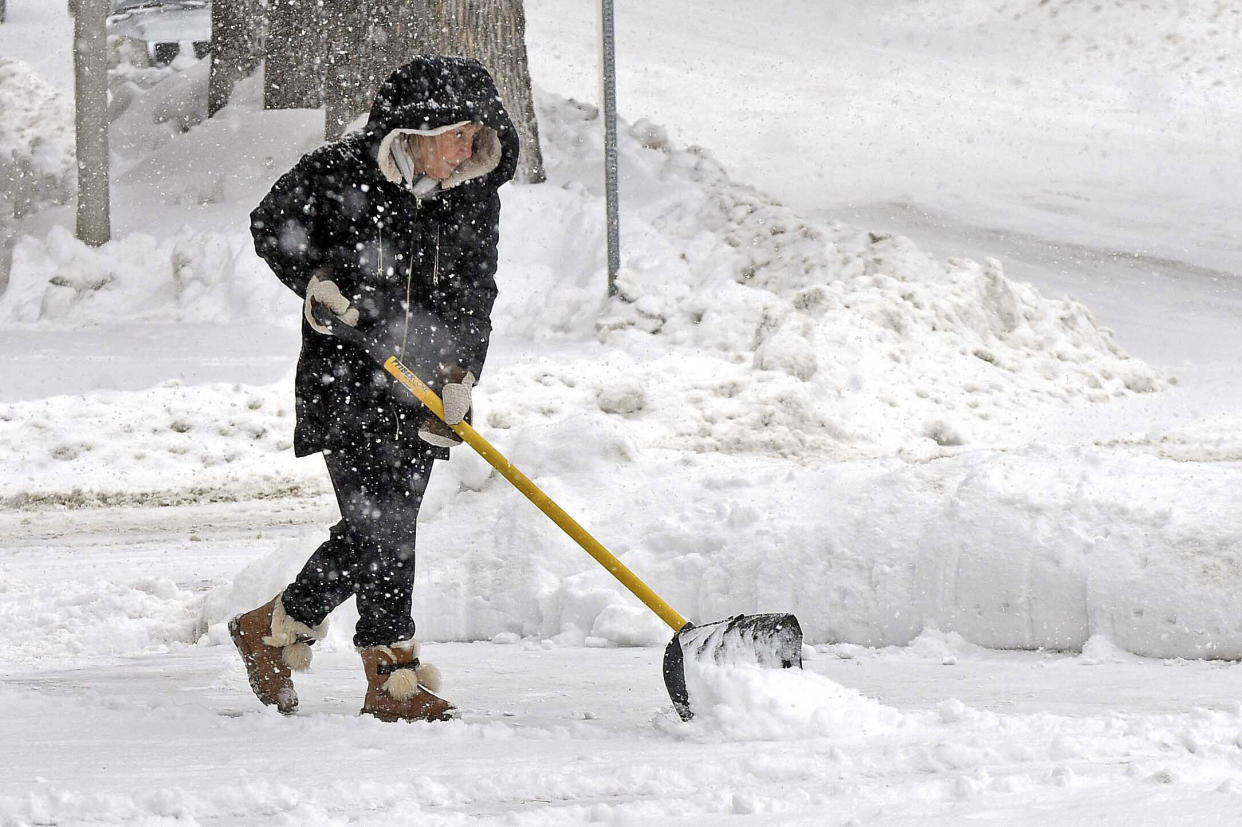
left=73, top=0, right=110, bottom=247
left=600, top=0, right=620, bottom=296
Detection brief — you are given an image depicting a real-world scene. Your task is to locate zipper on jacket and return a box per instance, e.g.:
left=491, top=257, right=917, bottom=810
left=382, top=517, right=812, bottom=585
left=432, top=226, right=440, bottom=288
left=390, top=200, right=443, bottom=448
left=394, top=201, right=421, bottom=444
left=393, top=212, right=408, bottom=444
left=400, top=201, right=419, bottom=367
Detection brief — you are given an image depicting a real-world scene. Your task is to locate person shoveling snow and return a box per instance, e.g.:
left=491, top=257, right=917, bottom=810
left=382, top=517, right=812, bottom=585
left=231, top=54, right=805, bottom=724
left=231, top=56, right=519, bottom=722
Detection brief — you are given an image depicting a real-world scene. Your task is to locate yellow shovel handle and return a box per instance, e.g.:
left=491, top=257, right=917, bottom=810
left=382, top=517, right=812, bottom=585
left=384, top=356, right=689, bottom=632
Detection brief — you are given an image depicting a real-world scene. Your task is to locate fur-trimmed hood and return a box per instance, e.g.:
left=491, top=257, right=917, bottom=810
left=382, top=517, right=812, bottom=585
left=365, top=56, right=519, bottom=197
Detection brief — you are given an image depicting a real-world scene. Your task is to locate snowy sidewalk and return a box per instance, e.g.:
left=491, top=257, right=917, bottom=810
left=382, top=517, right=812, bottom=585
left=6, top=638, right=1242, bottom=824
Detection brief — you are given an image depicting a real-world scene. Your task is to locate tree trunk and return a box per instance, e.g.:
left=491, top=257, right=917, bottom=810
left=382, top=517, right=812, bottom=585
left=73, top=0, right=109, bottom=246
left=435, top=0, right=545, bottom=184
left=321, top=0, right=361, bottom=138
left=323, top=0, right=436, bottom=139
left=321, top=0, right=544, bottom=184
left=209, top=0, right=264, bottom=116
left=265, top=0, right=328, bottom=110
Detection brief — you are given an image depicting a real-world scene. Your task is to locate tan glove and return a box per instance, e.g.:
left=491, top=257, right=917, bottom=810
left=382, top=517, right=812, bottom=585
left=304, top=272, right=359, bottom=334
left=440, top=370, right=476, bottom=425
left=418, top=366, right=475, bottom=448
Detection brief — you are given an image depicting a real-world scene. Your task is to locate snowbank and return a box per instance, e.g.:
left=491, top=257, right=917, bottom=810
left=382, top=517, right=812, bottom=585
left=0, top=575, right=201, bottom=667
left=0, top=57, right=74, bottom=221
left=16, top=394, right=1237, bottom=663
left=2, top=93, right=1163, bottom=453
left=0, top=376, right=322, bottom=509
left=180, top=430, right=1242, bottom=661
left=108, top=52, right=213, bottom=165
left=0, top=225, right=290, bottom=324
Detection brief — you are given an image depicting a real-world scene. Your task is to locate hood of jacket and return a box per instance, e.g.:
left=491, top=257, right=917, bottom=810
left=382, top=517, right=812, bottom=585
left=365, top=56, right=520, bottom=196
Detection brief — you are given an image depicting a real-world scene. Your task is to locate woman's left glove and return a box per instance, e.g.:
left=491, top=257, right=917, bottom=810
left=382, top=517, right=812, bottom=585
left=418, top=367, right=475, bottom=448
left=440, top=369, right=476, bottom=425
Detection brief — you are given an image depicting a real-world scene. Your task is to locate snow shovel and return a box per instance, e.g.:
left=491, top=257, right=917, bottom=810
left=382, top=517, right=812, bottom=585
left=315, top=313, right=803, bottom=720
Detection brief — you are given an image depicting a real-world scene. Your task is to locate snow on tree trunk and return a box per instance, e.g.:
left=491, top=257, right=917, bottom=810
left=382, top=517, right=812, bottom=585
left=209, top=0, right=264, bottom=116
left=321, top=0, right=544, bottom=184
left=322, top=0, right=437, bottom=139
left=265, top=0, right=328, bottom=111
left=73, top=0, right=109, bottom=246
left=435, top=0, right=545, bottom=184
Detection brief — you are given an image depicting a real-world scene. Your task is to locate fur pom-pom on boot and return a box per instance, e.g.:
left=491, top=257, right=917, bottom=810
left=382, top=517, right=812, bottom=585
left=280, top=641, right=314, bottom=671
left=260, top=596, right=327, bottom=672
left=229, top=595, right=327, bottom=714
left=360, top=640, right=455, bottom=723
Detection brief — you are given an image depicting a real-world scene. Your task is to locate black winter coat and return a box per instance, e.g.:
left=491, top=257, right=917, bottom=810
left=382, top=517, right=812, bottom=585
left=251, top=57, right=520, bottom=458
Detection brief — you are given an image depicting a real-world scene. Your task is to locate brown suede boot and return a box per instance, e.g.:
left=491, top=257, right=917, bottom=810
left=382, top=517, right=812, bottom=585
left=229, top=595, right=327, bottom=714
left=360, top=641, right=455, bottom=722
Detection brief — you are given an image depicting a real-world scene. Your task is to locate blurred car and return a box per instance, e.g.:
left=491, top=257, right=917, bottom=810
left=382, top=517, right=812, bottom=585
left=106, top=0, right=211, bottom=67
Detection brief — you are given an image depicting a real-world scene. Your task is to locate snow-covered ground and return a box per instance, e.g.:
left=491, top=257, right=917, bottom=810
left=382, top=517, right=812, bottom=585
left=3, top=0, right=1242, bottom=824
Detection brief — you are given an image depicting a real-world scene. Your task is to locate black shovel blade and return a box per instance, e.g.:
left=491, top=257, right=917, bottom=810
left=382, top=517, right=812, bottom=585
left=662, top=613, right=803, bottom=721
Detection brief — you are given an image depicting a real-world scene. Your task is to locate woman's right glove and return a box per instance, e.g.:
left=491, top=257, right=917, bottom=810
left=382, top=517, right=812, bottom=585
left=304, top=272, right=359, bottom=334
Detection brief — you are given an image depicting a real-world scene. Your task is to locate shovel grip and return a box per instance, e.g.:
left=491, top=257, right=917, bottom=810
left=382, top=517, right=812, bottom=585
left=381, top=357, right=690, bottom=633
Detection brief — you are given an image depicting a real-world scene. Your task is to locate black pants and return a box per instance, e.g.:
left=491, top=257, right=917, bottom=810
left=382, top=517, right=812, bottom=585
left=281, top=437, right=436, bottom=647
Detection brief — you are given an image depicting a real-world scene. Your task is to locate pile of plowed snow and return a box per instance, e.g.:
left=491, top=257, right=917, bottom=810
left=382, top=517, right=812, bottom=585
left=455, top=97, right=1164, bottom=458
left=0, top=57, right=75, bottom=222
left=0, top=378, right=319, bottom=509
left=1, top=79, right=1201, bottom=661
left=0, top=91, right=1163, bottom=501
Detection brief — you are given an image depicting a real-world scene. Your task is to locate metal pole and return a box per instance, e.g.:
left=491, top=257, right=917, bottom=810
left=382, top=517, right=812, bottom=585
left=601, top=0, right=620, bottom=296
left=73, top=0, right=111, bottom=247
